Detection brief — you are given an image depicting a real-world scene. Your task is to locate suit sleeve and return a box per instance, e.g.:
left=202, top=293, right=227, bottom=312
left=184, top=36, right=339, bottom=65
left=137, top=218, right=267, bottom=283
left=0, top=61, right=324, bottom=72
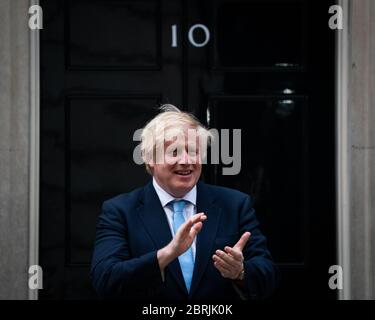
left=239, top=195, right=280, bottom=299
left=90, top=200, right=163, bottom=299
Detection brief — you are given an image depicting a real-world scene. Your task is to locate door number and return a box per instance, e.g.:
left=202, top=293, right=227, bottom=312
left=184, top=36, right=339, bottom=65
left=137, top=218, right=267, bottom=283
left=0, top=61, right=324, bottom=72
left=171, top=24, right=211, bottom=48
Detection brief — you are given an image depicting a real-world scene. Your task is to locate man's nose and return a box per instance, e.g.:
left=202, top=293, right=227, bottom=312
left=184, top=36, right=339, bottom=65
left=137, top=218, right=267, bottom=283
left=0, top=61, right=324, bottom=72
left=177, top=149, right=189, bottom=164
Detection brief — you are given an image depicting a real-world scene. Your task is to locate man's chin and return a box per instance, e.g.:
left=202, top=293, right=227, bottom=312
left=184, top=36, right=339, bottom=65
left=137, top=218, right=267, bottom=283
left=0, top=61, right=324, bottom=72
left=170, top=183, right=195, bottom=197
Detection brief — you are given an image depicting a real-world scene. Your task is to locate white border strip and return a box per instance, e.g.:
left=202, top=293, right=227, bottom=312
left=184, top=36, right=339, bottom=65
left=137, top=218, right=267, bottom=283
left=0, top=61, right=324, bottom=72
left=29, top=0, right=40, bottom=300
left=336, top=0, right=351, bottom=301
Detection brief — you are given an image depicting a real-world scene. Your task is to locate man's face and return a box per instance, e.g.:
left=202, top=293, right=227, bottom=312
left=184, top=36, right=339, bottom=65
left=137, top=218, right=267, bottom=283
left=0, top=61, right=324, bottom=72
left=150, top=127, right=202, bottom=198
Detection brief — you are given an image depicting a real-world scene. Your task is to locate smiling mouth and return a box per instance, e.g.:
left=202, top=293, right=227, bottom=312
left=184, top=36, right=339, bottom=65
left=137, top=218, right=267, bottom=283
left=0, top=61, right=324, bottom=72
left=174, top=170, right=193, bottom=176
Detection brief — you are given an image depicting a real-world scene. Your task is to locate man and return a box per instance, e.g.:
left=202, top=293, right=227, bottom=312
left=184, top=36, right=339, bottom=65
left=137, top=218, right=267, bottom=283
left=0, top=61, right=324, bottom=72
left=90, top=105, right=278, bottom=300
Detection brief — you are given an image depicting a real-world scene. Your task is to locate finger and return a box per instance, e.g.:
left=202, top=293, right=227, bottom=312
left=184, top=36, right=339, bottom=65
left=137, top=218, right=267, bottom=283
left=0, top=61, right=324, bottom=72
left=213, top=261, right=230, bottom=277
left=212, top=254, right=232, bottom=271
left=224, top=246, right=243, bottom=261
left=213, top=260, right=231, bottom=277
left=233, top=232, right=251, bottom=251
left=189, top=221, right=203, bottom=238
left=214, top=261, right=235, bottom=279
left=187, top=213, right=207, bottom=227
left=181, top=213, right=206, bottom=233
left=215, top=250, right=238, bottom=266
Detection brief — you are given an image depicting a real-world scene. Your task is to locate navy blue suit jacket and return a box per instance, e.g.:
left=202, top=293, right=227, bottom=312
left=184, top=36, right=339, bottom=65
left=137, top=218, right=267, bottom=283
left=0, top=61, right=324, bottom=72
left=91, top=181, right=278, bottom=300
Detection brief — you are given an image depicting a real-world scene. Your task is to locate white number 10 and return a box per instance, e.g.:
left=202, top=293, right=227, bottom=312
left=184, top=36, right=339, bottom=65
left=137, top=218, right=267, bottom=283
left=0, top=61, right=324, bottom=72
left=171, top=24, right=211, bottom=48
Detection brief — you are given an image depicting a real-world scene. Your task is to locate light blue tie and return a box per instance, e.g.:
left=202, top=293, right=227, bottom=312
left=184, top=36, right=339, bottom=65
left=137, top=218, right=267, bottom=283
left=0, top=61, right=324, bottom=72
left=172, top=200, right=195, bottom=292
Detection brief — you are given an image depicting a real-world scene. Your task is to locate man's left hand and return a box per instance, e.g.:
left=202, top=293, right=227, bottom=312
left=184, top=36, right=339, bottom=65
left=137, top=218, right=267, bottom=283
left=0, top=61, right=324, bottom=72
left=212, top=232, right=251, bottom=280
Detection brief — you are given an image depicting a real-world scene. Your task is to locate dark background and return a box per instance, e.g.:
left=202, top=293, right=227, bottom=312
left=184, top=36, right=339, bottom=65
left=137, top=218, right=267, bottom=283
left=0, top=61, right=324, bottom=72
left=40, top=0, right=336, bottom=299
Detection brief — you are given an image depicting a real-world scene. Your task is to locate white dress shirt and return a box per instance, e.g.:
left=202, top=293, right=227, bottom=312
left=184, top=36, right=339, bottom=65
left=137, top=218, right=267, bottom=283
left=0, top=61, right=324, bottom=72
left=152, top=178, right=197, bottom=258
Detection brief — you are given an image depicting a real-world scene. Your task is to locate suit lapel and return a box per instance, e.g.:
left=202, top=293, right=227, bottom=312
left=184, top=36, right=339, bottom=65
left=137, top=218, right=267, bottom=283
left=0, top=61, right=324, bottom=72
left=137, top=182, right=188, bottom=296
left=189, top=181, right=221, bottom=297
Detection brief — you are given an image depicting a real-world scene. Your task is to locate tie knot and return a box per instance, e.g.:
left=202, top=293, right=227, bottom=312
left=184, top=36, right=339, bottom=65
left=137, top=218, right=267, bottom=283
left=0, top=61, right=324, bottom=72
left=172, top=200, right=186, bottom=214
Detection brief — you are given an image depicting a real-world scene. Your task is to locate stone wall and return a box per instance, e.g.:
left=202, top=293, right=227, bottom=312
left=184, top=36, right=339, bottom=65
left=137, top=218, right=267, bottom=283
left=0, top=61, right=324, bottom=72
left=0, top=0, right=31, bottom=300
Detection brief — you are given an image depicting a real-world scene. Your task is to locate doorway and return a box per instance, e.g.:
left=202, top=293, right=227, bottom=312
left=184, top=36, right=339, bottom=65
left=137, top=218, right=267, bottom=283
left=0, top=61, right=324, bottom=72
left=40, top=0, right=336, bottom=299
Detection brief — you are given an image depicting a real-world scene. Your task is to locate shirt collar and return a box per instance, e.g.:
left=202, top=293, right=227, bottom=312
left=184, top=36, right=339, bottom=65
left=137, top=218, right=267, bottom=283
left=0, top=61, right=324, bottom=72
left=152, top=177, right=197, bottom=207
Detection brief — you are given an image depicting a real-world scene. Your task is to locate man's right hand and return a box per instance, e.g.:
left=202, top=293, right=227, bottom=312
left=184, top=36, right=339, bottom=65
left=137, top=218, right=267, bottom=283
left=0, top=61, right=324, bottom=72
left=157, top=213, right=207, bottom=271
left=170, top=212, right=207, bottom=256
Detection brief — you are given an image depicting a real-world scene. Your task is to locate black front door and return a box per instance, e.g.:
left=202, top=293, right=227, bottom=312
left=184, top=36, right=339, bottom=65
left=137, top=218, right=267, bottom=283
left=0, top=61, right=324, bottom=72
left=40, top=0, right=336, bottom=299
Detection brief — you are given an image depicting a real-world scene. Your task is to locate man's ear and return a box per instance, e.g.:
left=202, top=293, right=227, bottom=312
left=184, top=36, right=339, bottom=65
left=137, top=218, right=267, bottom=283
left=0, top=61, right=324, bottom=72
left=144, top=157, right=154, bottom=175
left=148, top=161, right=155, bottom=172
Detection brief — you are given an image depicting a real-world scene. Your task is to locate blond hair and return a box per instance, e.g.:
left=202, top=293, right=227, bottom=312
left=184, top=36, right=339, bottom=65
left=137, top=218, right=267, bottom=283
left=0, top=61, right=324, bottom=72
left=140, top=104, right=213, bottom=174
